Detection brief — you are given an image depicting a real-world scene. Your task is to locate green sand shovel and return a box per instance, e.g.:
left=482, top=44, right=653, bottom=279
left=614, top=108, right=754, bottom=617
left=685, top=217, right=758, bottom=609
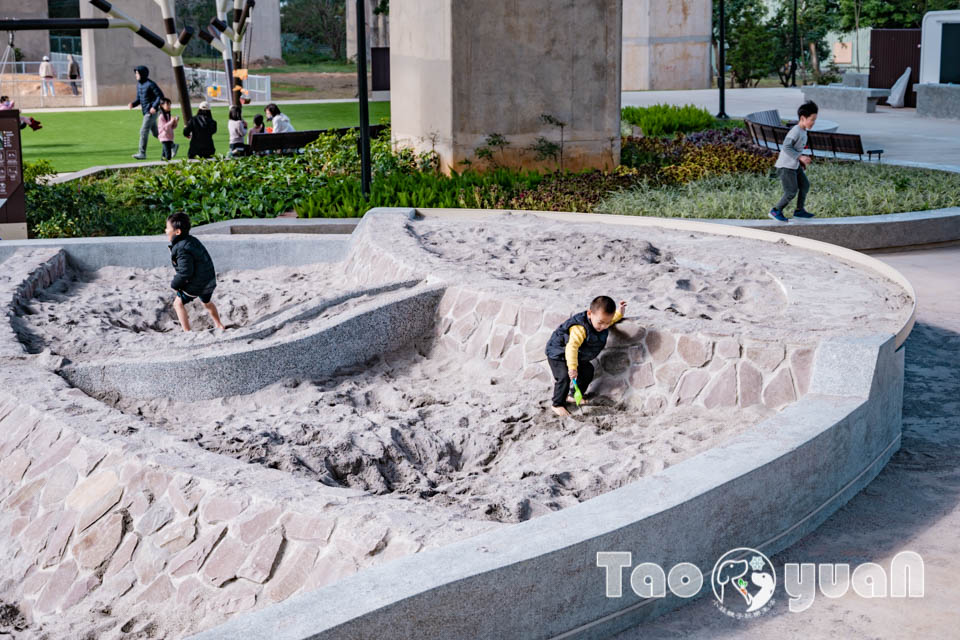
left=571, top=378, right=584, bottom=407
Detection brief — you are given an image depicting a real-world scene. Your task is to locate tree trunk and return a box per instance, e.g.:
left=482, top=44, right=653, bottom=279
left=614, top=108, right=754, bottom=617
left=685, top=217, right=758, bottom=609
left=809, top=41, right=820, bottom=80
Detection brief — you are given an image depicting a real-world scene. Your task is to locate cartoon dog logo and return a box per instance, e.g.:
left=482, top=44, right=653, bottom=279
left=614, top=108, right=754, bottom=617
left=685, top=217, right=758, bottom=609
left=711, top=547, right=776, bottom=615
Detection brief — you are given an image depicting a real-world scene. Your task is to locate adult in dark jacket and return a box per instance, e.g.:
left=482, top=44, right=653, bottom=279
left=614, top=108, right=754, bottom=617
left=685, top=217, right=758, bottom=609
left=128, top=65, right=165, bottom=160
left=165, top=212, right=224, bottom=331
left=184, top=101, right=218, bottom=159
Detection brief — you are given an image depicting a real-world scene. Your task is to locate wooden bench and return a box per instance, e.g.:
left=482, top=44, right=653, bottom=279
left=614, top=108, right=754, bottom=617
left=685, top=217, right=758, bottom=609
left=248, top=124, right=389, bottom=155
left=745, top=120, right=884, bottom=162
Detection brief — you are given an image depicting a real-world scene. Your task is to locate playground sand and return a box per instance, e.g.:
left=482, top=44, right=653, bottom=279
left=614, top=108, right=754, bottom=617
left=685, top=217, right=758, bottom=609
left=15, top=263, right=356, bottom=360
left=411, top=213, right=914, bottom=339
left=14, top=215, right=913, bottom=526
left=104, top=349, right=773, bottom=523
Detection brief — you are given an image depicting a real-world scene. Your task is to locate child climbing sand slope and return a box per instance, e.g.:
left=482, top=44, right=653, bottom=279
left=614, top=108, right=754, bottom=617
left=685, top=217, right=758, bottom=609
left=545, top=296, right=627, bottom=416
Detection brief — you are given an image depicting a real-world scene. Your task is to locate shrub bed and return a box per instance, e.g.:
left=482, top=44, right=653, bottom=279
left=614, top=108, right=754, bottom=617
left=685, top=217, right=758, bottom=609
left=23, top=126, right=960, bottom=238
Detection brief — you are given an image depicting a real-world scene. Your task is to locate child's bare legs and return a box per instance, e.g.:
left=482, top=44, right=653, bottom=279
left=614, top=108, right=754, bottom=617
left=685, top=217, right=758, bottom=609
left=203, top=301, right=225, bottom=329
left=173, top=295, right=191, bottom=332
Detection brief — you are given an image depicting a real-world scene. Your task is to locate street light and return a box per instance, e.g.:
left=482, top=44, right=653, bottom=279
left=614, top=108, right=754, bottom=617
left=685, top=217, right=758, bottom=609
left=356, top=0, right=371, bottom=200
left=791, top=0, right=798, bottom=87
left=717, top=0, right=728, bottom=119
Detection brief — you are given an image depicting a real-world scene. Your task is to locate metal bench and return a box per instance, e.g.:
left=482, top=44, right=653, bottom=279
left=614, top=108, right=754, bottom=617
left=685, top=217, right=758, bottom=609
left=746, top=121, right=883, bottom=162
left=744, top=110, right=782, bottom=127
left=248, top=124, right=388, bottom=155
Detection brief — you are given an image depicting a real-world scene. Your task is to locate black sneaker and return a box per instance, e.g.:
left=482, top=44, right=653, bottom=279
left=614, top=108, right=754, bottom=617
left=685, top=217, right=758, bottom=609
left=793, top=209, right=815, bottom=218
left=768, top=208, right=788, bottom=222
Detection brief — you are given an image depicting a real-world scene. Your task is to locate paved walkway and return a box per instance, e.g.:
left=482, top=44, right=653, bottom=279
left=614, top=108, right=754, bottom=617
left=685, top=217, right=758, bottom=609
left=611, top=245, right=960, bottom=639
left=623, top=88, right=960, bottom=171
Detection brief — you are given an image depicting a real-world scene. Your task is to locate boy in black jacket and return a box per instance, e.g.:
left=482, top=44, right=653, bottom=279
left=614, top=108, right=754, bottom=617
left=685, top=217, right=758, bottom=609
left=545, top=296, right=627, bottom=416
left=165, top=212, right=225, bottom=332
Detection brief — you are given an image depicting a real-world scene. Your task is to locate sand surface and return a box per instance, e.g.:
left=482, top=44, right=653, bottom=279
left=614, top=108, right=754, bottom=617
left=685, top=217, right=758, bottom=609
left=411, top=214, right=913, bottom=338
left=15, top=264, right=365, bottom=360
left=102, top=348, right=771, bottom=523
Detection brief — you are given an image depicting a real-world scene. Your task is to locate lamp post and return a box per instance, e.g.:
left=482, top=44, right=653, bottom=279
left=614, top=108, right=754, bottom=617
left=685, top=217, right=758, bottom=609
left=791, top=0, right=798, bottom=87
left=717, top=0, right=727, bottom=119
left=356, top=0, right=371, bottom=199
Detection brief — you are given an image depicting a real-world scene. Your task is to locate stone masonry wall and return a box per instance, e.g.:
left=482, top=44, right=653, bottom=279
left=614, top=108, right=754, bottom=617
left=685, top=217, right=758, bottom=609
left=433, top=286, right=816, bottom=412
left=0, top=395, right=427, bottom=636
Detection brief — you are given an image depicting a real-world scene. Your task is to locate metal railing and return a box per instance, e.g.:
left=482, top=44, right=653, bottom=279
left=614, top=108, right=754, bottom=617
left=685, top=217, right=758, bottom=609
left=2, top=59, right=78, bottom=79
left=183, top=67, right=271, bottom=103
left=0, top=59, right=84, bottom=105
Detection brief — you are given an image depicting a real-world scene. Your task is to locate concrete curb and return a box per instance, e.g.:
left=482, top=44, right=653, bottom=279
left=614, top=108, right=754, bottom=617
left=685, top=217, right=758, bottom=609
left=703, top=207, right=960, bottom=251
left=63, top=283, right=439, bottom=401
left=0, top=233, right=350, bottom=270
left=192, top=218, right=362, bottom=235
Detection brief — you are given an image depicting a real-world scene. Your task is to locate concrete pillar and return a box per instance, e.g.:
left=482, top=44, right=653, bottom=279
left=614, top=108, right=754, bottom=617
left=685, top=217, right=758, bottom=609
left=347, top=0, right=390, bottom=62
left=80, top=0, right=175, bottom=107
left=244, top=0, right=282, bottom=64
left=390, top=0, right=622, bottom=173
left=622, top=0, right=712, bottom=91
left=1, top=1, right=50, bottom=63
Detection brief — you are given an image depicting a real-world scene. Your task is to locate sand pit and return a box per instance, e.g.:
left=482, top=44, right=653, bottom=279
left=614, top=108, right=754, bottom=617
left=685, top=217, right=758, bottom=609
left=17, top=259, right=774, bottom=524
left=13, top=214, right=913, bottom=527
left=1, top=211, right=915, bottom=639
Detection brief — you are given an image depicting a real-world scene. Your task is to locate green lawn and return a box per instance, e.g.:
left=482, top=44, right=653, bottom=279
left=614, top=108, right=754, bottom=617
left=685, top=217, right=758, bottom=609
left=22, top=101, right=390, bottom=172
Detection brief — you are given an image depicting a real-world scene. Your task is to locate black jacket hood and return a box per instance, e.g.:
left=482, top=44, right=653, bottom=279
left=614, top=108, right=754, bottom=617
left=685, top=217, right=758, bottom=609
left=135, top=65, right=150, bottom=81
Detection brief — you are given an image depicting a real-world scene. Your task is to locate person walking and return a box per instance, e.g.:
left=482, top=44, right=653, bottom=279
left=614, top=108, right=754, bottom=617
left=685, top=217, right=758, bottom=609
left=128, top=65, right=165, bottom=160
left=67, top=54, right=80, bottom=96
left=38, top=56, right=56, bottom=97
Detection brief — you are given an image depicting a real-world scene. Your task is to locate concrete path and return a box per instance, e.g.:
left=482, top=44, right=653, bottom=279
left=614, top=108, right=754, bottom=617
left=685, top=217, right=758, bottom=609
left=611, top=245, right=960, bottom=639
left=622, top=87, right=960, bottom=171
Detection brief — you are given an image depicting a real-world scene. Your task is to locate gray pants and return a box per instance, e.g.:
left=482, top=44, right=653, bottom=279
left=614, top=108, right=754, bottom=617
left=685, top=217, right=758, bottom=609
left=774, top=166, right=809, bottom=212
left=139, top=111, right=159, bottom=155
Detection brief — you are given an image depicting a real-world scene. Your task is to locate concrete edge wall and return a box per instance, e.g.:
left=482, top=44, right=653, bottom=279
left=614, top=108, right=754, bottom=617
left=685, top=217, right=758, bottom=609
left=189, top=332, right=903, bottom=640
left=61, top=284, right=444, bottom=401
left=0, top=234, right=349, bottom=271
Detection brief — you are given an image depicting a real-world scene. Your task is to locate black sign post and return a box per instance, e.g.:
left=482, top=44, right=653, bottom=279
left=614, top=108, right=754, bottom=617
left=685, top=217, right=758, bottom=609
left=0, top=110, right=27, bottom=241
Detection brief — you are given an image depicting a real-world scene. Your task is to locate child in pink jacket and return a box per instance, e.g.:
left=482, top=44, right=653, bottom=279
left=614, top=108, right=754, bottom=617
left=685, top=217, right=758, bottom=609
left=157, top=98, right=180, bottom=160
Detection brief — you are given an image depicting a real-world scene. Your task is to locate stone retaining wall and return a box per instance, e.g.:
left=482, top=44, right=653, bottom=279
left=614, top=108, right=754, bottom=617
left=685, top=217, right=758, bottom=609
left=433, top=286, right=815, bottom=412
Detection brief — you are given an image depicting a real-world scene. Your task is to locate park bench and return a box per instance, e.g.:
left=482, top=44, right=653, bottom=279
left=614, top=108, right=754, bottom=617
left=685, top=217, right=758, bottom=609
left=248, top=123, right=388, bottom=155
left=744, top=109, right=782, bottom=127
left=744, top=119, right=884, bottom=162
